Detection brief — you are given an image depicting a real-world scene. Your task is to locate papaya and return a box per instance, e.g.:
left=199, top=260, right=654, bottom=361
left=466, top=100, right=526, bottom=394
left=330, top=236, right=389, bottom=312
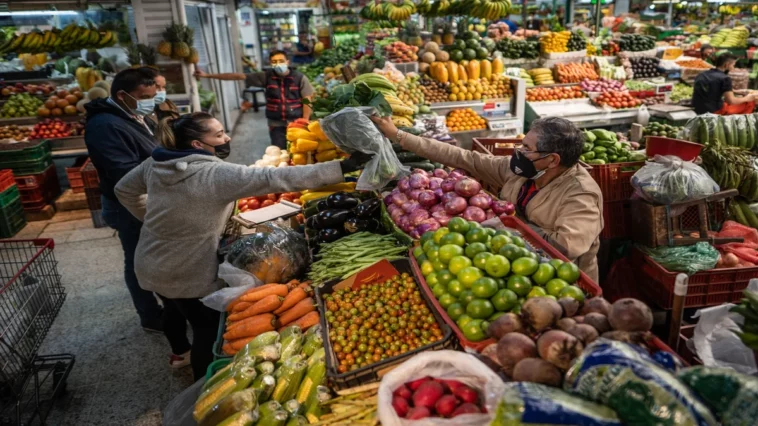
left=458, top=64, right=468, bottom=82
left=480, top=59, right=492, bottom=79
left=467, top=60, right=480, bottom=80
left=446, top=61, right=459, bottom=84
left=492, top=57, right=504, bottom=75
left=436, top=63, right=449, bottom=83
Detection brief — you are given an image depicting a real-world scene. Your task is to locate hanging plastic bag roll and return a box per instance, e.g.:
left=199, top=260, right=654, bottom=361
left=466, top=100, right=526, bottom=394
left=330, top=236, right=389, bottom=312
left=320, top=107, right=410, bottom=191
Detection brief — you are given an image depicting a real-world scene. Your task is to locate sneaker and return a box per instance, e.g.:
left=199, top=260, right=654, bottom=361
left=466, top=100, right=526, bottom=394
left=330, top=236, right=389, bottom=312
left=170, top=351, right=191, bottom=369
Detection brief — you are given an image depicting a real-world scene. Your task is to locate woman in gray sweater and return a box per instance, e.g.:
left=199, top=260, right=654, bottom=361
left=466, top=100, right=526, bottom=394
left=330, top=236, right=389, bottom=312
left=115, top=112, right=367, bottom=379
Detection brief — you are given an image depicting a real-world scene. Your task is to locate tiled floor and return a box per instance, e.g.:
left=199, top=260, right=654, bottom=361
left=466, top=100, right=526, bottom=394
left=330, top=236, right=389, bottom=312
left=2, top=109, right=273, bottom=425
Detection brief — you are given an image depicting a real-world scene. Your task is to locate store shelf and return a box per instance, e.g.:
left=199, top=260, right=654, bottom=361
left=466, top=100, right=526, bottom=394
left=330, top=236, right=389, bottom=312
left=526, top=98, right=639, bottom=129
left=0, top=114, right=83, bottom=126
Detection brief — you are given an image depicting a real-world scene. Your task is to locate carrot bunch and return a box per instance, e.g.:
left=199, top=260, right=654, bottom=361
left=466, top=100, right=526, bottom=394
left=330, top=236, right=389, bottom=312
left=221, top=280, right=320, bottom=355
left=555, top=62, right=598, bottom=83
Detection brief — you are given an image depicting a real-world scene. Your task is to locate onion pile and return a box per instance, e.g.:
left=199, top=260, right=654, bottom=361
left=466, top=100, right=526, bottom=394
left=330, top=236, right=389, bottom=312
left=385, top=168, right=500, bottom=238
left=252, top=145, right=290, bottom=168
left=580, top=77, right=624, bottom=93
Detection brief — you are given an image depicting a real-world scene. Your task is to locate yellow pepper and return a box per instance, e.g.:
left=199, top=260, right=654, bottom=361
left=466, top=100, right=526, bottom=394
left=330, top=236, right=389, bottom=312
left=296, top=139, right=319, bottom=152
left=316, top=140, right=336, bottom=152
left=292, top=153, right=307, bottom=165
left=299, top=191, right=335, bottom=203
left=315, top=149, right=338, bottom=162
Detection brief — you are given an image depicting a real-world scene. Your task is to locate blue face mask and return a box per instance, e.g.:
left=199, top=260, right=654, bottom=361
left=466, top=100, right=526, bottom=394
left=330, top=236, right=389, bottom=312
left=154, top=90, right=167, bottom=105
left=123, top=91, right=155, bottom=116
left=273, top=64, right=289, bottom=75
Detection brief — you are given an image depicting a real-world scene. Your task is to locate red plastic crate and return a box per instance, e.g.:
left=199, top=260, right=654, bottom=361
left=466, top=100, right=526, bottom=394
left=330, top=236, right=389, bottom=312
left=630, top=247, right=757, bottom=309
left=411, top=215, right=603, bottom=352
left=601, top=200, right=632, bottom=239
left=85, top=187, right=101, bottom=211
left=81, top=160, right=100, bottom=189
left=588, top=161, right=644, bottom=203
left=65, top=157, right=88, bottom=193
left=14, top=165, right=60, bottom=206
left=0, top=169, right=14, bottom=193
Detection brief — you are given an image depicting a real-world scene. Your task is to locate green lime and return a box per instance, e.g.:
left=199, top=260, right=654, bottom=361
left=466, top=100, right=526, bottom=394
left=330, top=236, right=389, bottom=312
left=507, top=275, right=533, bottom=297
left=491, top=288, right=519, bottom=311
left=532, top=263, right=556, bottom=286
left=462, top=319, right=487, bottom=342
left=439, top=244, right=464, bottom=264
left=426, top=272, right=439, bottom=286
left=456, top=314, right=473, bottom=329
left=559, top=285, right=586, bottom=303
left=447, top=279, right=464, bottom=297
left=499, top=244, right=522, bottom=261
left=468, top=221, right=481, bottom=229
left=495, top=277, right=507, bottom=289
left=527, top=286, right=547, bottom=299
left=466, top=299, right=495, bottom=319
left=432, top=283, right=448, bottom=297
left=432, top=260, right=447, bottom=272
left=545, top=295, right=557, bottom=301
left=466, top=228, right=490, bottom=244
left=471, top=277, right=499, bottom=299
left=548, top=259, right=564, bottom=271
left=438, top=293, right=458, bottom=309
left=489, top=312, right=505, bottom=321
left=459, top=290, right=476, bottom=306
left=523, top=251, right=539, bottom=261
left=437, top=269, right=454, bottom=286
left=512, top=303, right=522, bottom=314
left=511, top=236, right=526, bottom=247
left=457, top=266, right=484, bottom=289
left=422, top=240, right=438, bottom=253
left=464, top=242, right=488, bottom=258
left=427, top=249, right=439, bottom=262
left=440, top=232, right=466, bottom=247
left=489, top=235, right=513, bottom=253
left=485, top=255, right=511, bottom=278
left=485, top=228, right=497, bottom=236
left=448, top=217, right=471, bottom=234
left=473, top=252, right=494, bottom=269
left=557, top=262, right=581, bottom=284
left=448, top=255, right=473, bottom=275
left=413, top=246, right=424, bottom=259
left=420, top=260, right=434, bottom=277
left=481, top=320, right=490, bottom=333
left=545, top=278, right=569, bottom=297
left=446, top=303, right=465, bottom=321
left=433, top=228, right=451, bottom=244
left=511, top=257, right=539, bottom=276
left=420, top=231, right=435, bottom=246
left=496, top=230, right=512, bottom=237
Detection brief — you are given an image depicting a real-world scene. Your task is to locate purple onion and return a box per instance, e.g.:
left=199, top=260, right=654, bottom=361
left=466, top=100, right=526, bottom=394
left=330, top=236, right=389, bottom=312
left=433, top=169, right=449, bottom=179
left=415, top=218, right=441, bottom=234
left=462, top=206, right=486, bottom=222
left=397, top=177, right=410, bottom=192
left=410, top=229, right=422, bottom=239
left=430, top=204, right=445, bottom=214
left=469, top=193, right=492, bottom=210
left=433, top=188, right=445, bottom=199
left=387, top=204, right=400, bottom=215
left=444, top=196, right=468, bottom=215
left=409, top=173, right=430, bottom=190
left=391, top=192, right=409, bottom=206
left=408, top=209, right=430, bottom=226
left=418, top=190, right=439, bottom=208
left=409, top=189, right=423, bottom=200
left=402, top=201, right=421, bottom=213
left=432, top=210, right=452, bottom=226
left=441, top=191, right=459, bottom=205
left=398, top=216, right=412, bottom=232
left=384, top=194, right=393, bottom=206
left=441, top=178, right=457, bottom=192
left=454, top=178, right=482, bottom=198
left=486, top=209, right=496, bottom=220
left=412, top=168, right=431, bottom=177
left=449, top=168, right=468, bottom=180
left=429, top=177, right=443, bottom=190
left=390, top=209, right=405, bottom=223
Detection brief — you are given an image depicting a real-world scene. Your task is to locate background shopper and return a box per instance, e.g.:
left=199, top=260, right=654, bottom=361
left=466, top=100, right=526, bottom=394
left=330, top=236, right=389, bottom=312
left=692, top=52, right=755, bottom=115
left=146, top=72, right=180, bottom=133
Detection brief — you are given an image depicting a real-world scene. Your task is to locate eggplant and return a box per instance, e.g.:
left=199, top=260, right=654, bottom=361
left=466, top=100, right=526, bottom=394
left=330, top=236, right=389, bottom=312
left=316, top=209, right=353, bottom=229
left=318, top=228, right=344, bottom=243
left=325, top=192, right=360, bottom=209
left=353, top=199, right=381, bottom=219
left=316, top=200, right=329, bottom=212
left=306, top=215, right=319, bottom=229
left=344, top=217, right=382, bottom=234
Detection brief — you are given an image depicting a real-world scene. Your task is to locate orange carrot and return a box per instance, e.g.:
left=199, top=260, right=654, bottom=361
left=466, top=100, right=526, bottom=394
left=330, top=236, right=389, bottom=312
left=278, top=298, right=316, bottom=327
left=230, top=301, right=253, bottom=313
left=223, top=313, right=277, bottom=340
left=241, top=283, right=278, bottom=297
left=222, top=342, right=237, bottom=355
left=228, top=294, right=284, bottom=322
left=239, top=284, right=288, bottom=303
left=297, top=282, right=314, bottom=297
left=230, top=336, right=256, bottom=351
left=273, top=287, right=307, bottom=315
left=285, top=279, right=300, bottom=290
left=281, top=311, right=320, bottom=332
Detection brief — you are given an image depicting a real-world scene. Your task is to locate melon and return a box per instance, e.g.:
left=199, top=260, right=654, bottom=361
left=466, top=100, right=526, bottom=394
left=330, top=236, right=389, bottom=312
left=421, top=52, right=436, bottom=64
left=418, top=62, right=430, bottom=74
left=425, top=41, right=440, bottom=53
left=92, top=80, right=111, bottom=92
left=87, top=87, right=109, bottom=100
left=76, top=98, right=89, bottom=113
left=435, top=51, right=450, bottom=62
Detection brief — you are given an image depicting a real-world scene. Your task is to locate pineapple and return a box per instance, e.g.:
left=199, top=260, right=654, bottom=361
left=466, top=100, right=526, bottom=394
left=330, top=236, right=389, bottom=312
left=138, top=44, right=157, bottom=67
left=125, top=45, right=141, bottom=66
left=157, top=24, right=175, bottom=57
left=404, top=22, right=423, bottom=47
left=172, top=25, right=191, bottom=59
left=440, top=21, right=454, bottom=45
left=187, top=47, right=200, bottom=64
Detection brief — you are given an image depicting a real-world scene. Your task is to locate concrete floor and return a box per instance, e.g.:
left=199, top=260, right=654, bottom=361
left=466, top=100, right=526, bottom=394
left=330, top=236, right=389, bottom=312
left=2, top=108, right=272, bottom=425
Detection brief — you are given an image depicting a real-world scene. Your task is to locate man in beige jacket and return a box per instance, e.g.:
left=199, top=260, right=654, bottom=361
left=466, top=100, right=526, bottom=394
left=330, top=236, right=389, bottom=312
left=371, top=116, right=603, bottom=281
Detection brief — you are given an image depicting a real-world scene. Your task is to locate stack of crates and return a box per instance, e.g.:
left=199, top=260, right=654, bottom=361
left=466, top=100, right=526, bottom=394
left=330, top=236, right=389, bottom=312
left=0, top=169, right=26, bottom=238
left=65, top=157, right=88, bottom=193
left=0, top=140, right=59, bottom=213
left=81, top=160, right=105, bottom=228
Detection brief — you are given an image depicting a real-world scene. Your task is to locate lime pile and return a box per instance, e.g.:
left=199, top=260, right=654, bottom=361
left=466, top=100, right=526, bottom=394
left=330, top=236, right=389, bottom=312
left=414, top=217, right=585, bottom=342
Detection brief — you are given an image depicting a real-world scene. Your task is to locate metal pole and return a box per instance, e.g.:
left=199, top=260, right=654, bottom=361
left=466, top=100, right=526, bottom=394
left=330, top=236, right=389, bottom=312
left=594, top=0, right=602, bottom=35
left=667, top=0, right=673, bottom=27
left=522, top=0, right=528, bottom=30
left=668, top=273, right=688, bottom=351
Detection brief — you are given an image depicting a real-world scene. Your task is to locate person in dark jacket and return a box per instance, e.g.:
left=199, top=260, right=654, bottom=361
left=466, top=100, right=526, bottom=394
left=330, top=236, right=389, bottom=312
left=194, top=50, right=313, bottom=149
left=84, top=67, right=163, bottom=333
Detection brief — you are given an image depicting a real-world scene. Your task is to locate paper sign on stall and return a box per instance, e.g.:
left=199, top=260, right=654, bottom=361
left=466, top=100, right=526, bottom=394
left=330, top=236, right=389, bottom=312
left=234, top=200, right=301, bottom=227
left=332, top=259, right=400, bottom=292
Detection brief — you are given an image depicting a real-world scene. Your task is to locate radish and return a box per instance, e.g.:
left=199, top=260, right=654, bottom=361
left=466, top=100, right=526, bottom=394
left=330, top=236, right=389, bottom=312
left=406, top=406, right=431, bottom=419
left=407, top=377, right=431, bottom=391
left=393, top=384, right=412, bottom=399
left=437, top=379, right=466, bottom=393
left=434, top=394, right=459, bottom=417
left=452, top=403, right=481, bottom=417
left=452, top=385, right=479, bottom=404
left=393, top=396, right=410, bottom=417
left=412, top=381, right=445, bottom=409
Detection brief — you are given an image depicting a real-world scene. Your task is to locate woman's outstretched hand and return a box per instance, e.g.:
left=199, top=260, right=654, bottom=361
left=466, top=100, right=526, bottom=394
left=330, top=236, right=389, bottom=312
left=370, top=115, right=398, bottom=140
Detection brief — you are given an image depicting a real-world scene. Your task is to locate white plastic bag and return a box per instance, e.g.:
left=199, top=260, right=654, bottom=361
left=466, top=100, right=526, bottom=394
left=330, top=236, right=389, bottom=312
left=690, top=280, right=758, bottom=375
left=200, top=261, right=262, bottom=312
left=631, top=154, right=719, bottom=204
left=637, top=105, right=650, bottom=126
left=377, top=351, right=505, bottom=426
left=163, top=377, right=204, bottom=426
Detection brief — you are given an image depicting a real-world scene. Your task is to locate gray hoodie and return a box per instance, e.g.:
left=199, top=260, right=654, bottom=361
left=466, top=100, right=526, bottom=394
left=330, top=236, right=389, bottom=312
left=115, top=150, right=343, bottom=299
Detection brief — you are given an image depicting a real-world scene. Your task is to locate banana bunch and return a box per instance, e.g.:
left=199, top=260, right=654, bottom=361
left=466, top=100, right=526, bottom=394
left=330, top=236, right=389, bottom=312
left=76, top=67, right=103, bottom=92
left=710, top=27, right=749, bottom=48
left=468, top=0, right=511, bottom=20
left=385, top=0, right=417, bottom=21
left=360, top=2, right=388, bottom=20
left=729, top=289, right=758, bottom=350
left=0, top=24, right=116, bottom=55
left=427, top=0, right=453, bottom=17
left=718, top=5, right=741, bottom=15
left=528, top=68, right=554, bottom=85
left=416, top=0, right=432, bottom=15
left=351, top=72, right=397, bottom=95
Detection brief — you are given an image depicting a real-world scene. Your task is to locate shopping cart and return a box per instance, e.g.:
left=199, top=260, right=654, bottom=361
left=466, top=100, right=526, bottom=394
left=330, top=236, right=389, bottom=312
left=0, top=239, right=74, bottom=425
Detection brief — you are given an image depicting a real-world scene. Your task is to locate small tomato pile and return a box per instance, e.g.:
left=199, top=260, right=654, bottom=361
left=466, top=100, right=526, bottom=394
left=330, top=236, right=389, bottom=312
left=383, top=41, right=419, bottom=63
left=392, top=376, right=484, bottom=419
left=237, top=192, right=302, bottom=212
left=526, top=86, right=584, bottom=102
left=29, top=118, right=76, bottom=140
left=593, top=91, right=641, bottom=109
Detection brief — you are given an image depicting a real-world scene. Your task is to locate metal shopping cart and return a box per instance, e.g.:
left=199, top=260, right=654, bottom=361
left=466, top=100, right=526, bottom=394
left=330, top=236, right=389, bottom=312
left=0, top=240, right=74, bottom=425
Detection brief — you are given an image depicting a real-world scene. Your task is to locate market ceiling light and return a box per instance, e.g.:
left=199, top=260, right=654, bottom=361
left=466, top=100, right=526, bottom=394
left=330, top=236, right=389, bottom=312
left=0, top=11, right=80, bottom=16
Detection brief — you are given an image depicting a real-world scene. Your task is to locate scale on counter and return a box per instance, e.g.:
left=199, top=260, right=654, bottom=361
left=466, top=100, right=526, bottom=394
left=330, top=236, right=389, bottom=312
left=647, top=103, right=697, bottom=122
left=485, top=117, right=523, bottom=136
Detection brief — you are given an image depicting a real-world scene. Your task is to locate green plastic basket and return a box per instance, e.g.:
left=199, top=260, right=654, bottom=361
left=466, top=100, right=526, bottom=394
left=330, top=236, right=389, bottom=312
left=0, top=140, right=50, bottom=163
left=205, top=358, right=231, bottom=382
left=0, top=153, right=54, bottom=176
left=0, top=195, right=26, bottom=238
left=213, top=311, right=231, bottom=360
left=0, top=185, right=20, bottom=208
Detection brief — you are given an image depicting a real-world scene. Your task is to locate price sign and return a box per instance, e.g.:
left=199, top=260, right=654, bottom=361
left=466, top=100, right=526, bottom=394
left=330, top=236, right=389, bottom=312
left=654, top=83, right=673, bottom=95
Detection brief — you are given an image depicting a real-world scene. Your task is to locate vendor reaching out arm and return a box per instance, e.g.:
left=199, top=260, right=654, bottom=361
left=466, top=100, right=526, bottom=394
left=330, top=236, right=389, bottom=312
left=371, top=115, right=604, bottom=281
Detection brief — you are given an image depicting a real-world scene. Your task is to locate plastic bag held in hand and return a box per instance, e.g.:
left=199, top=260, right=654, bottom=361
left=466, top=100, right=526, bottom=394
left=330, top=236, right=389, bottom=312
left=320, top=107, right=409, bottom=190
left=377, top=350, right=505, bottom=426
left=200, top=261, right=263, bottom=312
left=631, top=154, right=719, bottom=205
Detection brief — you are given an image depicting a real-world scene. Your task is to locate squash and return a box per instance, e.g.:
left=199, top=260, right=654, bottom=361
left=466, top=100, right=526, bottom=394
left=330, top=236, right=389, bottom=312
left=446, top=61, right=459, bottom=84
left=480, top=59, right=492, bottom=79
left=458, top=64, right=468, bottom=82
left=467, top=60, right=480, bottom=80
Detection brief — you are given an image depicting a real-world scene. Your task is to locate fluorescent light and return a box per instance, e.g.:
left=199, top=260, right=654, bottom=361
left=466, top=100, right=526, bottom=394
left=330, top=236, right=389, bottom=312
left=0, top=11, right=80, bottom=16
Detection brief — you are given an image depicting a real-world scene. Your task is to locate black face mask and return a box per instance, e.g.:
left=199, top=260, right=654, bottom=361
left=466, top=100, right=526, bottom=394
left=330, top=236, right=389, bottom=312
left=198, top=140, right=231, bottom=159
left=509, top=149, right=549, bottom=180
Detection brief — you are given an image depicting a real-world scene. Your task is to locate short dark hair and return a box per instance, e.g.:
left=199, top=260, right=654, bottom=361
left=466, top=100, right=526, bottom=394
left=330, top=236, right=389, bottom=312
left=269, top=50, right=288, bottom=61
left=531, top=117, right=584, bottom=167
left=700, top=44, right=714, bottom=55
left=110, top=67, right=156, bottom=97
left=715, top=52, right=737, bottom=68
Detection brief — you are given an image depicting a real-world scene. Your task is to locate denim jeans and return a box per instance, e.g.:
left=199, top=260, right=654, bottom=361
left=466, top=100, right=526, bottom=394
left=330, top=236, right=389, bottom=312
left=102, top=196, right=163, bottom=326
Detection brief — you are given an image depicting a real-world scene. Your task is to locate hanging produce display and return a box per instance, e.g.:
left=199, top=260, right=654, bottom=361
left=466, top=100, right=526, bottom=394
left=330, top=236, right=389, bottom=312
left=157, top=24, right=199, bottom=64
left=0, top=24, right=117, bottom=55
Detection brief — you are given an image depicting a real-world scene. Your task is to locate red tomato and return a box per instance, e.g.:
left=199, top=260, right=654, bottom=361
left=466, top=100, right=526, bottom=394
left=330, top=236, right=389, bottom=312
left=279, top=195, right=293, bottom=202
left=266, top=193, right=277, bottom=202
left=249, top=199, right=260, bottom=209
left=261, top=200, right=275, bottom=208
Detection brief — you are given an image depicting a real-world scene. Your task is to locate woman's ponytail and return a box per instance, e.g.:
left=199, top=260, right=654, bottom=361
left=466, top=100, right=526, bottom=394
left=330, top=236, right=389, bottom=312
left=157, top=117, right=178, bottom=149
left=156, top=112, right=214, bottom=151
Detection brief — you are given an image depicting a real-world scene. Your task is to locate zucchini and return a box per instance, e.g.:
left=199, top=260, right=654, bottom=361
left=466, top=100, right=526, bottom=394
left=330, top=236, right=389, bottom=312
left=740, top=201, right=758, bottom=229
left=396, top=152, right=426, bottom=163
left=303, top=203, right=319, bottom=219
left=403, top=161, right=435, bottom=172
